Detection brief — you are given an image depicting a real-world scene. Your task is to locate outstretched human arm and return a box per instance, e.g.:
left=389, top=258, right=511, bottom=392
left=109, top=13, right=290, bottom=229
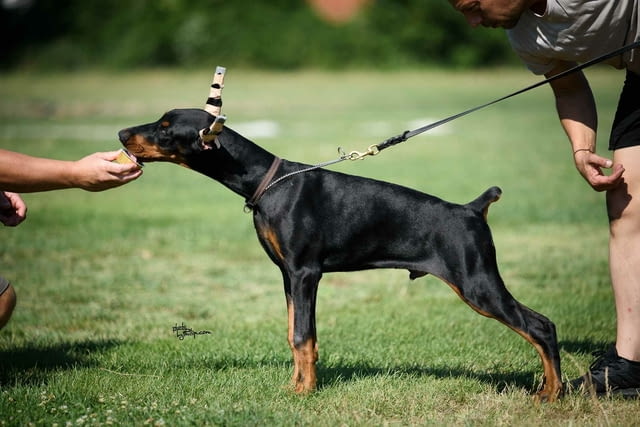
left=546, top=62, right=624, bottom=191
left=0, top=149, right=142, bottom=193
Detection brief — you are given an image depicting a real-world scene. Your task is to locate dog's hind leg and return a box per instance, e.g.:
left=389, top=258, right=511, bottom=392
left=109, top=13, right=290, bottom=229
left=442, top=266, right=563, bottom=402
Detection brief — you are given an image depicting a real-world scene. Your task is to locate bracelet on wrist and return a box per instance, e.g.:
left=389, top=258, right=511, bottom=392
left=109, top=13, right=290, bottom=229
left=573, top=148, right=593, bottom=156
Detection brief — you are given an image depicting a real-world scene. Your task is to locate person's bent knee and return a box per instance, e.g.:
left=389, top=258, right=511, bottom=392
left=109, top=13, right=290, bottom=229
left=607, top=146, right=640, bottom=227
left=0, top=280, right=17, bottom=330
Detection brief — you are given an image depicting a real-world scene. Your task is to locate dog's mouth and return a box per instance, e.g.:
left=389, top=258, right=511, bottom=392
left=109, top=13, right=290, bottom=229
left=118, top=129, right=192, bottom=166
left=121, top=139, right=189, bottom=167
left=123, top=143, right=149, bottom=164
left=119, top=135, right=159, bottom=164
left=116, top=148, right=144, bottom=167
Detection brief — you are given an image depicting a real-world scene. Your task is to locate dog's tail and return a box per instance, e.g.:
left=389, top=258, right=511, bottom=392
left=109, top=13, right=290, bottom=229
left=467, top=186, right=502, bottom=221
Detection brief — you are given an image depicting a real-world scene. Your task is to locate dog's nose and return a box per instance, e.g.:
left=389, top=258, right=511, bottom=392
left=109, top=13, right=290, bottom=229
left=118, top=129, right=131, bottom=143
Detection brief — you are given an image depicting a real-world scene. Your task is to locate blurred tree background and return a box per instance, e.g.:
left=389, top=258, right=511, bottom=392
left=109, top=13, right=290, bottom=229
left=0, top=0, right=516, bottom=70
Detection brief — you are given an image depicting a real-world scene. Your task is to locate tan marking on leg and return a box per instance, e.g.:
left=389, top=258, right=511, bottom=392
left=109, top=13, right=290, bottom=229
left=442, top=279, right=562, bottom=402
left=293, top=338, right=318, bottom=393
left=287, top=297, right=319, bottom=393
left=509, top=329, right=562, bottom=403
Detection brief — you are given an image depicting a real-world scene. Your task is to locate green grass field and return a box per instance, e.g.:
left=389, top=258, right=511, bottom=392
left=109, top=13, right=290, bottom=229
left=1, top=68, right=638, bottom=425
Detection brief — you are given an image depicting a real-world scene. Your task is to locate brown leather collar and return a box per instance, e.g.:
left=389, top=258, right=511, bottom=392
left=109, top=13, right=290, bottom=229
left=244, top=157, right=282, bottom=212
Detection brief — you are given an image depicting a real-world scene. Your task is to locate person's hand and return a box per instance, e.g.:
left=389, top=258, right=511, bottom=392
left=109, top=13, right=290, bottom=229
left=71, top=151, right=143, bottom=191
left=0, top=191, right=27, bottom=226
left=573, top=150, right=625, bottom=192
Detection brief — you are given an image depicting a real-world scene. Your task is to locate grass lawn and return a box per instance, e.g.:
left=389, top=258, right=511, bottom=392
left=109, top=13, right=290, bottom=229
left=1, top=67, right=638, bottom=425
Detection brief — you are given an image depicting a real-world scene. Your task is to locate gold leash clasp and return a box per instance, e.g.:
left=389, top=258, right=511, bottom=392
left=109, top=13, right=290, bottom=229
left=340, top=144, right=380, bottom=161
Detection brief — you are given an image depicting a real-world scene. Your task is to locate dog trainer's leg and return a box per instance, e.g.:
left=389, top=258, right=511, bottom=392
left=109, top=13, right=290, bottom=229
left=285, top=268, right=320, bottom=393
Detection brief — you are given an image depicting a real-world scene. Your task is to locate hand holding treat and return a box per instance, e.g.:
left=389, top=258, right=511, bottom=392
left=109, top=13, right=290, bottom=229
left=0, top=148, right=142, bottom=193
left=113, top=148, right=144, bottom=168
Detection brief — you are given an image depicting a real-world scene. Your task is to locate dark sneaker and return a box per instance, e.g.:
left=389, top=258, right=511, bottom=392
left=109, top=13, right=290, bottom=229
left=569, top=346, right=640, bottom=398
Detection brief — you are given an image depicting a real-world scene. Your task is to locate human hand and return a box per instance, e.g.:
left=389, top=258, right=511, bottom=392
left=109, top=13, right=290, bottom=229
left=573, top=150, right=625, bottom=192
left=0, top=191, right=27, bottom=226
left=71, top=151, right=143, bottom=191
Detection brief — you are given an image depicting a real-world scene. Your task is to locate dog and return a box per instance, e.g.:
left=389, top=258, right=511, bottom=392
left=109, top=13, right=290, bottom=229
left=118, top=108, right=563, bottom=402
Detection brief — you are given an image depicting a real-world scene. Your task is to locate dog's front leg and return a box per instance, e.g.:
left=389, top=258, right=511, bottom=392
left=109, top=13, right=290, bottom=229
left=285, top=268, right=320, bottom=393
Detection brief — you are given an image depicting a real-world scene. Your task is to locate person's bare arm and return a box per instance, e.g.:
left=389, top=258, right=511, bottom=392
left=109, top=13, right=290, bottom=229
left=546, top=62, right=624, bottom=191
left=0, top=149, right=142, bottom=193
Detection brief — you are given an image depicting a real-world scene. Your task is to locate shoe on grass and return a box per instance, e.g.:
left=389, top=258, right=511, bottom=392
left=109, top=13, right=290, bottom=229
left=569, top=345, right=640, bottom=398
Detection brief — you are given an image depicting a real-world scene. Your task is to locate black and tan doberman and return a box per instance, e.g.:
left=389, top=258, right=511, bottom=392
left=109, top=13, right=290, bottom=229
left=119, top=107, right=563, bottom=402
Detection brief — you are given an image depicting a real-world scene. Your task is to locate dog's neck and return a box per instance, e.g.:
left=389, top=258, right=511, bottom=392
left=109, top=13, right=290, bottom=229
left=187, top=127, right=280, bottom=201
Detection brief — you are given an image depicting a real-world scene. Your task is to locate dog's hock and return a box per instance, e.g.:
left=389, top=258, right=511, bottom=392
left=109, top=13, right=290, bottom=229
left=199, top=66, right=227, bottom=149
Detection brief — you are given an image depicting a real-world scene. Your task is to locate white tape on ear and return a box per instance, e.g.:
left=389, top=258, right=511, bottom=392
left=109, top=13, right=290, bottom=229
left=200, top=66, right=227, bottom=148
left=204, top=66, right=226, bottom=117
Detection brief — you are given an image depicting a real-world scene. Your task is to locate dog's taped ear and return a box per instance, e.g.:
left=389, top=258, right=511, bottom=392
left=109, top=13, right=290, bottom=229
left=203, top=66, right=225, bottom=117
left=199, top=66, right=227, bottom=150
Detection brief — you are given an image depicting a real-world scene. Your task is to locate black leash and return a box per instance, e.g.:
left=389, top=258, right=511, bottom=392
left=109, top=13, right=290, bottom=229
left=244, top=40, right=640, bottom=210
left=343, top=39, right=640, bottom=160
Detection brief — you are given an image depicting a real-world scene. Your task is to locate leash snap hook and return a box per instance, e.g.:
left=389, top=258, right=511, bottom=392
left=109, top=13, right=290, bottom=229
left=340, top=144, right=380, bottom=161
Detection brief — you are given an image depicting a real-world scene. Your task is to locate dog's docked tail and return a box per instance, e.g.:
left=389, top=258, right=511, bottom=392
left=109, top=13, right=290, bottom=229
left=467, top=186, right=502, bottom=221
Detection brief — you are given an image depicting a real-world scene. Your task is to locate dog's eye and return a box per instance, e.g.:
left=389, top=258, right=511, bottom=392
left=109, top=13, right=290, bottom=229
left=159, top=121, right=170, bottom=135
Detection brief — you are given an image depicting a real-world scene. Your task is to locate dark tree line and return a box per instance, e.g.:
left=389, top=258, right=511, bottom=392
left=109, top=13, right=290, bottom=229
left=0, top=0, right=516, bottom=70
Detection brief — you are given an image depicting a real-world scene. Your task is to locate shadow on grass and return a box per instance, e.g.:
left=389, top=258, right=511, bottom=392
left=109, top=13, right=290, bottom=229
left=0, top=338, right=124, bottom=387
left=316, top=363, right=538, bottom=394
left=560, top=339, right=611, bottom=356
left=0, top=337, right=607, bottom=393
left=313, top=339, right=609, bottom=394
left=196, top=338, right=609, bottom=394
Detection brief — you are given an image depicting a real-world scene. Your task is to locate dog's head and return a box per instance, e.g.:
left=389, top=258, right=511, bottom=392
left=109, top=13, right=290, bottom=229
left=118, top=108, right=220, bottom=167
left=120, top=67, right=228, bottom=168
